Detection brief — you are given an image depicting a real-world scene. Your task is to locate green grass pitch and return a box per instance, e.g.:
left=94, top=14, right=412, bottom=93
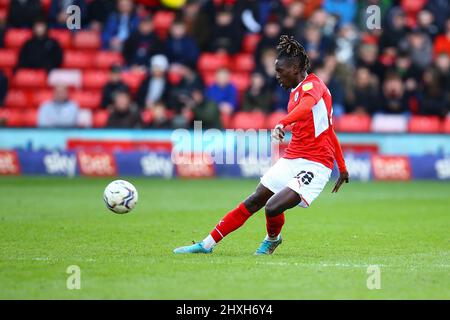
left=0, top=177, right=449, bottom=299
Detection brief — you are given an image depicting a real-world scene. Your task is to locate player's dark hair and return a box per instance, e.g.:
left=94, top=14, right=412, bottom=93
left=276, top=35, right=310, bottom=73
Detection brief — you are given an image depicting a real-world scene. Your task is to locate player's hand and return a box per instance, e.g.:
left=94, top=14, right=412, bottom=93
left=272, top=124, right=285, bottom=142
left=332, top=171, right=349, bottom=193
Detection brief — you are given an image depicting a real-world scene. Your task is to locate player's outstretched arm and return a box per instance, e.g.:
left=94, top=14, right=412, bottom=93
left=330, top=127, right=349, bottom=193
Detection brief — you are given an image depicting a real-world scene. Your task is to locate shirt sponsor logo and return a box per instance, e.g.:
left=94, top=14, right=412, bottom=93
left=302, top=82, right=313, bottom=91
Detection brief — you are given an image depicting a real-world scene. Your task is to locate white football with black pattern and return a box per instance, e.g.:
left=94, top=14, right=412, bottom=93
left=103, top=180, right=138, bottom=214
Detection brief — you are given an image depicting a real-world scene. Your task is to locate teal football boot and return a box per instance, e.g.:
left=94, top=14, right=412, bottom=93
left=255, top=235, right=282, bottom=255
left=173, top=241, right=213, bottom=254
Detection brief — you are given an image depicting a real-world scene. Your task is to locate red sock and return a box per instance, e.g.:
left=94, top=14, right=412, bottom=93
left=210, top=203, right=252, bottom=243
left=266, top=213, right=285, bottom=239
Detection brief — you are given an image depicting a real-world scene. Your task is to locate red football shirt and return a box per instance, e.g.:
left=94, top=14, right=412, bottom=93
left=282, top=73, right=335, bottom=169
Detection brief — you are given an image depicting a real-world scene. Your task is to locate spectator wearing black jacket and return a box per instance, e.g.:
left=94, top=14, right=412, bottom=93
left=106, top=90, right=142, bottom=128
left=122, top=16, right=162, bottom=69
left=17, top=19, right=63, bottom=71
left=7, top=0, right=43, bottom=28
left=209, top=9, right=241, bottom=54
left=101, top=65, right=130, bottom=109
left=0, top=70, right=8, bottom=106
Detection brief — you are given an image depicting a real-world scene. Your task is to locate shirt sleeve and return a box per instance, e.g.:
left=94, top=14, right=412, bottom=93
left=301, top=80, right=324, bottom=103
left=278, top=95, right=316, bottom=127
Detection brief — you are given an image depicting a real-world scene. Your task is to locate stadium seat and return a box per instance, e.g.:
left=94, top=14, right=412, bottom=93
left=0, top=49, right=18, bottom=69
left=73, top=30, right=101, bottom=50
left=242, top=33, right=261, bottom=54
left=71, top=90, right=102, bottom=109
left=233, top=53, right=255, bottom=73
left=197, top=53, right=231, bottom=73
left=371, top=114, right=408, bottom=133
left=334, top=114, right=371, bottom=133
left=408, top=116, right=442, bottom=133
left=23, top=108, right=38, bottom=127
left=94, top=51, right=124, bottom=69
left=443, top=117, right=450, bottom=134
left=82, top=69, right=109, bottom=89
left=4, top=28, right=32, bottom=49
left=230, top=72, right=251, bottom=92
left=266, top=111, right=287, bottom=129
left=141, top=109, right=153, bottom=125
left=153, top=11, right=175, bottom=39
left=48, top=29, right=72, bottom=49
left=231, top=111, right=266, bottom=130
left=6, top=108, right=36, bottom=127
left=63, top=50, right=94, bottom=69
left=4, top=89, right=30, bottom=109
left=32, top=89, right=53, bottom=108
left=12, top=69, right=48, bottom=88
left=121, top=70, right=147, bottom=93
left=93, top=109, right=109, bottom=128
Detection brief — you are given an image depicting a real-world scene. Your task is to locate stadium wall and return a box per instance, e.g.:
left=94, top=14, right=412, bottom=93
left=1, top=129, right=450, bottom=181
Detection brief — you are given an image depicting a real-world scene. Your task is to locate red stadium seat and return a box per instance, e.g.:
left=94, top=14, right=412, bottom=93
left=0, top=49, right=18, bottom=69
left=153, top=11, right=175, bottom=39
left=233, top=53, right=255, bottom=73
left=334, top=114, right=371, bottom=133
left=242, top=33, right=261, bottom=54
left=4, top=89, right=30, bottom=109
left=231, top=111, right=266, bottom=130
left=63, top=50, right=94, bottom=69
left=31, top=89, right=53, bottom=108
left=82, top=69, right=109, bottom=89
left=71, top=90, right=102, bottom=109
left=48, top=29, right=72, bottom=49
left=121, top=70, right=146, bottom=93
left=23, top=108, right=37, bottom=127
left=141, top=109, right=153, bottom=125
left=443, top=117, right=450, bottom=134
left=12, top=69, right=48, bottom=88
left=73, top=30, right=101, bottom=50
left=266, top=111, right=287, bottom=129
left=94, top=51, right=124, bottom=69
left=230, top=72, right=251, bottom=92
left=197, top=53, right=231, bottom=73
left=408, top=116, right=442, bottom=133
left=6, top=108, right=36, bottom=127
left=93, top=109, right=109, bottom=128
left=4, top=28, right=32, bottom=49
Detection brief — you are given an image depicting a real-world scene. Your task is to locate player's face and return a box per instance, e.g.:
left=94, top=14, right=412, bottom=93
left=275, top=58, right=298, bottom=90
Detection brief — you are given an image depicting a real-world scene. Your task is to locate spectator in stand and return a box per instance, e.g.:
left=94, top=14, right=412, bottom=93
left=379, top=7, right=407, bottom=50
left=280, top=1, right=306, bottom=41
left=147, top=100, right=172, bottom=129
left=102, top=0, right=140, bottom=51
left=136, top=54, right=171, bottom=109
left=209, top=8, right=241, bottom=54
left=122, top=16, right=162, bottom=69
left=417, top=9, right=440, bottom=40
left=424, top=0, right=450, bottom=32
left=7, top=0, right=43, bottom=28
left=399, top=29, right=433, bottom=70
left=433, top=18, right=450, bottom=57
left=167, top=64, right=203, bottom=114
left=241, top=72, right=271, bottom=113
left=0, top=70, right=8, bottom=106
left=191, top=90, right=222, bottom=129
left=87, top=0, right=115, bottom=31
left=106, top=90, right=142, bottom=128
left=165, top=20, right=199, bottom=68
left=314, top=65, right=346, bottom=117
left=37, top=85, right=79, bottom=128
left=379, top=72, right=410, bottom=114
left=345, top=66, right=379, bottom=115
left=301, top=22, right=331, bottom=65
left=48, top=0, right=87, bottom=29
left=101, top=65, right=130, bottom=109
left=0, top=10, right=6, bottom=48
left=205, top=68, right=238, bottom=115
left=255, top=17, right=281, bottom=64
left=17, top=19, right=63, bottom=71
left=434, top=53, right=450, bottom=104
left=420, top=67, right=449, bottom=117
left=355, top=39, right=384, bottom=80
left=392, top=51, right=421, bottom=98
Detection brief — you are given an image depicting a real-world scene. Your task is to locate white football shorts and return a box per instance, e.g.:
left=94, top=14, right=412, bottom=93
left=260, top=157, right=332, bottom=208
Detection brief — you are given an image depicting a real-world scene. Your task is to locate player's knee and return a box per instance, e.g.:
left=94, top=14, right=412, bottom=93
left=243, top=193, right=266, bottom=213
left=265, top=201, right=283, bottom=217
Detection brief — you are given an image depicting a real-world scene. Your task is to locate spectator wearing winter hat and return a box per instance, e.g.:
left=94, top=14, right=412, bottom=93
left=136, top=54, right=171, bottom=110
